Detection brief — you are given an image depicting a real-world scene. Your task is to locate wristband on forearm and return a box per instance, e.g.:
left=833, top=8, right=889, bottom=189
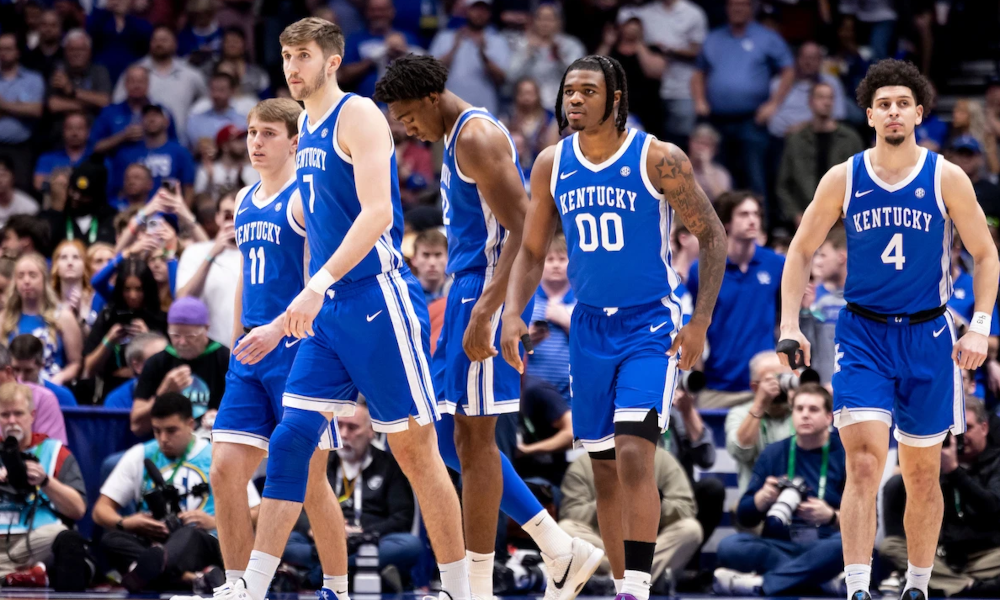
left=970, top=311, right=992, bottom=337
left=307, top=269, right=336, bottom=295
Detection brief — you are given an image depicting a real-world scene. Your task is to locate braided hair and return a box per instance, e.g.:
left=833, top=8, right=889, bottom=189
left=554, top=55, right=629, bottom=132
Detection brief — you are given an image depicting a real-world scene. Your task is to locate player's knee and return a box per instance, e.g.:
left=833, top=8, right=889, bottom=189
left=263, top=410, right=329, bottom=503
left=387, top=424, right=439, bottom=473
left=454, top=417, right=497, bottom=462
left=847, top=450, right=882, bottom=485
left=210, top=444, right=250, bottom=491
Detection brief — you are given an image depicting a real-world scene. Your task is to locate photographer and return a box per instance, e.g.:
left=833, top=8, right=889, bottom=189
left=0, top=382, right=86, bottom=577
left=878, top=396, right=1000, bottom=597
left=725, top=351, right=795, bottom=494
left=94, top=392, right=259, bottom=593
left=714, top=384, right=846, bottom=596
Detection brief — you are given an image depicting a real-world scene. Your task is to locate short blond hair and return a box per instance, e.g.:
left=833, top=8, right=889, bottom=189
left=279, top=17, right=345, bottom=59
left=0, top=382, right=33, bottom=411
left=248, top=98, right=303, bottom=139
left=548, top=234, right=567, bottom=256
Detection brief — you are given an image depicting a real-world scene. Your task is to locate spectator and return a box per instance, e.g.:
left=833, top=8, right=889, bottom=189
left=176, top=192, right=237, bottom=345
left=559, top=448, right=703, bottom=590
left=670, top=222, right=699, bottom=321
left=110, top=163, right=155, bottom=212
left=176, top=0, right=224, bottom=67
left=1, top=253, right=82, bottom=386
left=339, top=0, right=423, bottom=98
left=1, top=215, right=49, bottom=258
left=0, top=33, right=45, bottom=191
left=211, top=28, right=269, bottom=102
left=949, top=99, right=1000, bottom=176
left=410, top=229, right=447, bottom=303
left=527, top=234, right=572, bottom=403
left=630, top=0, right=708, bottom=147
left=0, top=345, right=65, bottom=443
left=688, top=123, right=732, bottom=202
left=193, top=124, right=257, bottom=198
left=33, top=112, right=89, bottom=193
left=691, top=192, right=783, bottom=407
left=800, top=227, right=848, bottom=385
left=878, top=397, right=1000, bottom=597
left=9, top=334, right=76, bottom=407
left=84, top=258, right=168, bottom=402
left=94, top=392, right=256, bottom=593
left=111, top=26, right=208, bottom=145
left=130, top=297, right=228, bottom=436
left=767, top=42, right=847, bottom=139
left=776, top=82, right=864, bottom=225
left=506, top=3, right=585, bottom=111
left=430, top=0, right=510, bottom=116
left=89, top=65, right=176, bottom=157
left=0, top=256, right=13, bottom=303
left=714, top=384, right=846, bottom=596
left=725, top=351, right=794, bottom=494
left=44, top=160, right=117, bottom=247
left=515, top=375, right=573, bottom=489
left=22, top=10, right=64, bottom=81
left=691, top=0, right=794, bottom=197
left=501, top=78, right=559, bottom=173
left=46, top=29, right=112, bottom=122
left=103, top=331, right=168, bottom=409
left=915, top=83, right=948, bottom=153
left=50, top=239, right=95, bottom=335
left=387, top=113, right=433, bottom=208
left=86, top=0, right=153, bottom=84
left=946, top=136, right=1000, bottom=224
left=109, top=104, right=196, bottom=202
left=87, top=242, right=115, bottom=280
left=186, top=72, right=247, bottom=154
left=595, top=15, right=667, bottom=140
left=0, top=157, right=39, bottom=227
left=284, top=399, right=420, bottom=589
left=0, top=382, right=86, bottom=579
left=839, top=0, right=897, bottom=61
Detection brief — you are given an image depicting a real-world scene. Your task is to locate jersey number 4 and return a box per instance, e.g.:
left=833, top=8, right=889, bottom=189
left=576, top=213, right=624, bottom=252
left=881, top=233, right=906, bottom=270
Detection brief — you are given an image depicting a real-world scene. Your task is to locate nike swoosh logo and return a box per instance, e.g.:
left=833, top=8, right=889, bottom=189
left=367, top=310, right=383, bottom=322
left=461, top=297, right=476, bottom=304
left=285, top=338, right=301, bottom=348
left=855, top=189, right=873, bottom=198
left=559, top=170, right=577, bottom=180
left=650, top=322, right=668, bottom=333
left=238, top=207, right=251, bottom=215
left=552, top=556, right=573, bottom=589
left=933, top=325, right=947, bottom=338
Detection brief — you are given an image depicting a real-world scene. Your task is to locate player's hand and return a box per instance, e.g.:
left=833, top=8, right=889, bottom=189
left=796, top=497, right=835, bottom=526
left=463, top=304, right=498, bottom=363
left=234, top=320, right=284, bottom=365
left=500, top=312, right=530, bottom=374
left=180, top=509, right=216, bottom=531
left=753, top=476, right=782, bottom=511
left=940, top=438, right=959, bottom=474
left=667, top=317, right=708, bottom=371
left=953, top=331, right=988, bottom=370
left=284, top=288, right=322, bottom=339
left=777, top=325, right=811, bottom=368
left=125, top=513, right=170, bottom=540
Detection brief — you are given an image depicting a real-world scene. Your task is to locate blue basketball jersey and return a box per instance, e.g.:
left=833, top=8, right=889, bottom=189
left=843, top=148, right=952, bottom=314
left=233, top=178, right=306, bottom=328
left=441, top=108, right=524, bottom=276
left=551, top=129, right=680, bottom=308
left=296, top=93, right=405, bottom=283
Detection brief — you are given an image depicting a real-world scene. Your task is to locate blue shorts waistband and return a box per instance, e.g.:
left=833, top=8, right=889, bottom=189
left=326, top=267, right=413, bottom=299
left=574, top=296, right=675, bottom=317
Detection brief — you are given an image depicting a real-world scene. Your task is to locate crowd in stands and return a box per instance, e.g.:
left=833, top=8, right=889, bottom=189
left=0, top=0, right=997, bottom=596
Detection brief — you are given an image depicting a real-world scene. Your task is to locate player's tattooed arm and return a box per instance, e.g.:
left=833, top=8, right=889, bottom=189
left=651, top=142, right=727, bottom=327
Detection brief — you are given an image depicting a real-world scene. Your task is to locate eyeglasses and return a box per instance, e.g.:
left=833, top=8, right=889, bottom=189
left=167, top=330, right=205, bottom=341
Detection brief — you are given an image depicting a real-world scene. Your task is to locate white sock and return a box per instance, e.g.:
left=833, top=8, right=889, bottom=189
left=225, top=570, right=245, bottom=585
left=439, top=558, right=472, bottom=600
left=621, top=569, right=651, bottom=600
left=521, top=510, right=573, bottom=557
left=845, top=563, right=872, bottom=599
left=324, top=574, right=349, bottom=600
left=467, top=551, right=494, bottom=599
left=243, top=551, right=280, bottom=600
left=614, top=578, right=624, bottom=594
left=904, top=562, right=932, bottom=597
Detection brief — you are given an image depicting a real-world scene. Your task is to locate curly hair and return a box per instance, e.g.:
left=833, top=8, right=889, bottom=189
left=856, top=59, right=934, bottom=109
left=374, top=54, right=449, bottom=104
left=555, top=55, right=629, bottom=132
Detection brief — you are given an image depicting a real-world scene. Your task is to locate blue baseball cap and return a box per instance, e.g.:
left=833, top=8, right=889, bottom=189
left=950, top=134, right=982, bottom=154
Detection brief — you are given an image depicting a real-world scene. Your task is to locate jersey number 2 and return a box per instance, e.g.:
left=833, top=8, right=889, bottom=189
left=249, top=247, right=266, bottom=284
left=881, top=233, right=906, bottom=270
left=576, top=213, right=624, bottom=252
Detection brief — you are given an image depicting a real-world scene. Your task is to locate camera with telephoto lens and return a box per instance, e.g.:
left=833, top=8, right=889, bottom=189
left=0, top=435, right=39, bottom=498
left=142, top=458, right=209, bottom=534
left=764, top=476, right=812, bottom=535
left=777, top=368, right=821, bottom=393
left=678, top=370, right=706, bottom=394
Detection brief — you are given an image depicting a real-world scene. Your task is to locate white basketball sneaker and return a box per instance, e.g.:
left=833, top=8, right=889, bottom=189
left=211, top=579, right=256, bottom=600
left=542, top=537, right=605, bottom=600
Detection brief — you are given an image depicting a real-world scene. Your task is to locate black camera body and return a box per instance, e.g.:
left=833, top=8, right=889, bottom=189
left=763, top=476, right=812, bottom=536
left=142, top=458, right=209, bottom=534
left=0, top=435, right=39, bottom=498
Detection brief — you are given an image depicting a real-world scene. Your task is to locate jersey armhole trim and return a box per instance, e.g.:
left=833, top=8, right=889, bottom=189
left=332, top=96, right=396, bottom=166
left=842, top=157, right=854, bottom=216
left=234, top=184, right=254, bottom=215
left=287, top=189, right=307, bottom=237
left=550, top=139, right=564, bottom=198
left=640, top=135, right=667, bottom=201
left=934, top=154, right=947, bottom=219
left=453, top=113, right=516, bottom=185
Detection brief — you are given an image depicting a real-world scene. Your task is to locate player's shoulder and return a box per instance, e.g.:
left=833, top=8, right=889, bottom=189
left=533, top=144, right=559, bottom=176
left=339, top=94, right=384, bottom=125
left=297, top=110, right=307, bottom=134
left=234, top=183, right=257, bottom=211
left=455, top=115, right=511, bottom=158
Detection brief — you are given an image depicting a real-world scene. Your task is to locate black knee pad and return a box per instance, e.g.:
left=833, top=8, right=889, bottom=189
left=613, top=408, right=661, bottom=444
left=589, top=447, right=616, bottom=461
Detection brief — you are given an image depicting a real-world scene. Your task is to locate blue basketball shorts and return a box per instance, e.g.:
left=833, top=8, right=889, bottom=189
left=570, top=296, right=683, bottom=452
left=212, top=336, right=339, bottom=451
left=281, top=268, right=440, bottom=433
left=431, top=271, right=534, bottom=417
left=832, top=308, right=965, bottom=447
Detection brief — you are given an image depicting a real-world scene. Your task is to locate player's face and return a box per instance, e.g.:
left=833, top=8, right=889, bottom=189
left=867, top=86, right=923, bottom=147
left=151, top=414, right=195, bottom=459
left=282, top=41, right=340, bottom=102
left=388, top=97, right=445, bottom=143
left=248, top=118, right=296, bottom=172
left=791, top=393, right=831, bottom=437
left=561, top=69, right=620, bottom=132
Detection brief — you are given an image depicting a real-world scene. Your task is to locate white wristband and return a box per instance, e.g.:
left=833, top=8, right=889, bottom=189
left=969, top=311, right=992, bottom=337
left=307, top=269, right=336, bottom=295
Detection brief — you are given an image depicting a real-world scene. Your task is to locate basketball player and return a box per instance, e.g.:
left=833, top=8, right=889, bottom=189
left=777, top=59, right=999, bottom=600
left=216, top=18, right=469, bottom=600
left=501, top=56, right=727, bottom=600
left=206, top=98, right=348, bottom=599
left=374, top=54, right=604, bottom=600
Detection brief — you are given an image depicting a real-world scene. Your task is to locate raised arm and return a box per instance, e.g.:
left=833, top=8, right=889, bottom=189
left=648, top=141, right=727, bottom=370
left=455, top=119, right=530, bottom=362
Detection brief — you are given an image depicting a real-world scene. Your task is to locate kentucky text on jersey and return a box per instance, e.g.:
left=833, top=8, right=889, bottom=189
left=851, top=206, right=934, bottom=233
left=558, top=186, right=638, bottom=215
left=236, top=221, right=283, bottom=246
left=296, top=147, right=327, bottom=171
